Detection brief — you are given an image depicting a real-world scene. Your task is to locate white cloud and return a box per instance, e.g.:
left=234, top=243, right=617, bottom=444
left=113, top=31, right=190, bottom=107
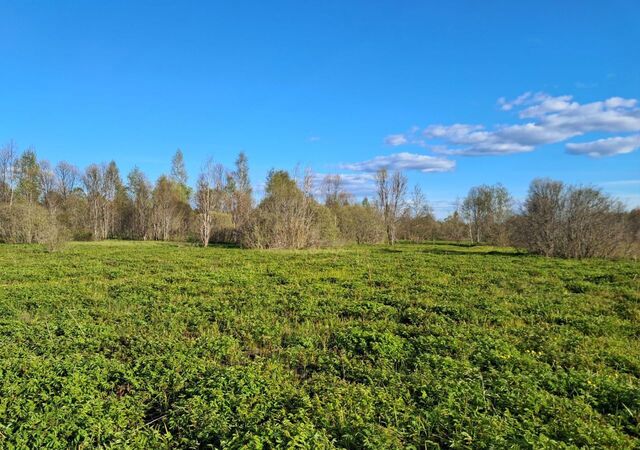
left=390, top=93, right=640, bottom=157
left=604, top=97, right=637, bottom=109
left=495, top=123, right=573, bottom=146
left=424, top=124, right=486, bottom=142
left=517, top=93, right=575, bottom=118
left=341, top=152, right=456, bottom=173
left=566, top=134, right=640, bottom=157
left=308, top=136, right=321, bottom=142
left=384, top=134, right=408, bottom=146
left=498, top=92, right=535, bottom=111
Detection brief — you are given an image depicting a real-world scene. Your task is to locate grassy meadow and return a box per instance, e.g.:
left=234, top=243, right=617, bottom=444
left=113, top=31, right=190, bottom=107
left=0, top=241, right=639, bottom=448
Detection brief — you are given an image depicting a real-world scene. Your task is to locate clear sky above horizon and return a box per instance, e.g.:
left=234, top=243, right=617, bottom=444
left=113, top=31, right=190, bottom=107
left=1, top=1, right=639, bottom=216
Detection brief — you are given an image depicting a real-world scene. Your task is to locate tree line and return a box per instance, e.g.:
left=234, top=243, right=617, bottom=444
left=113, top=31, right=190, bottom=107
left=1, top=140, right=638, bottom=257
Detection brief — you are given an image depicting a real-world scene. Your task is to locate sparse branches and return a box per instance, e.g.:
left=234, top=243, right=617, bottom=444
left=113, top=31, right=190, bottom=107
left=518, top=179, right=627, bottom=258
left=83, top=164, right=106, bottom=239
left=461, top=184, right=513, bottom=244
left=0, top=140, right=18, bottom=206
left=55, top=162, right=80, bottom=199
left=127, top=167, right=152, bottom=240
left=375, top=168, right=407, bottom=244
left=196, top=159, right=228, bottom=247
left=322, top=174, right=352, bottom=208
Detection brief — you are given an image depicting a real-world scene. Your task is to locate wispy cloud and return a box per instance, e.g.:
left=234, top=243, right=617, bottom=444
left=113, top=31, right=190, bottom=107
left=384, top=134, right=408, bottom=146
left=340, top=152, right=456, bottom=173
left=385, top=93, right=640, bottom=157
left=566, top=134, right=640, bottom=157
left=308, top=136, right=321, bottom=142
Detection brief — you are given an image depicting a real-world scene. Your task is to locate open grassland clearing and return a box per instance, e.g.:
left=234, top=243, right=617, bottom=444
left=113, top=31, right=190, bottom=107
left=0, top=241, right=639, bottom=448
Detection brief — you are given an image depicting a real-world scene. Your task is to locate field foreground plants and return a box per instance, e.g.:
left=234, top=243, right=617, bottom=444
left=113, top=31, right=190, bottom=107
left=0, top=241, right=639, bottom=448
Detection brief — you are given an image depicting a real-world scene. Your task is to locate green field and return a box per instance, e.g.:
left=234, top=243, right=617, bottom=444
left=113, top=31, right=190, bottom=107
left=1, top=242, right=639, bottom=448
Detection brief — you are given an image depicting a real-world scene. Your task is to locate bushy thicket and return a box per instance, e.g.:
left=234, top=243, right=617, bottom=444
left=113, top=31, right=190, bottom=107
left=452, top=179, right=638, bottom=258
left=241, top=170, right=338, bottom=249
left=512, top=179, right=632, bottom=258
left=0, top=202, right=51, bottom=244
left=335, top=204, right=386, bottom=244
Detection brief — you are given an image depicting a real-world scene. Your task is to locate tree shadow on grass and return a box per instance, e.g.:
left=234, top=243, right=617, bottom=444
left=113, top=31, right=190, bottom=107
left=431, top=241, right=478, bottom=248
left=423, top=248, right=530, bottom=257
left=207, top=242, right=242, bottom=249
left=378, top=248, right=404, bottom=253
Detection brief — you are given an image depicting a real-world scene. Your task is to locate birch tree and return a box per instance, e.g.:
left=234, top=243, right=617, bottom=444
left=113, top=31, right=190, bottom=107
left=375, top=168, right=407, bottom=245
left=195, top=159, right=226, bottom=247
left=0, top=140, right=18, bottom=206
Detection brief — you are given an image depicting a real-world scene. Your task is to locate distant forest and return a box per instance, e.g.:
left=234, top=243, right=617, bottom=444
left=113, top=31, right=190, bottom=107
left=1, top=141, right=638, bottom=258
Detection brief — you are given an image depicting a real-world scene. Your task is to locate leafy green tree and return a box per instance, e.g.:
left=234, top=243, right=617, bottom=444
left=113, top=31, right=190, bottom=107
left=16, top=149, right=41, bottom=205
left=170, top=149, right=188, bottom=186
left=170, top=149, right=191, bottom=202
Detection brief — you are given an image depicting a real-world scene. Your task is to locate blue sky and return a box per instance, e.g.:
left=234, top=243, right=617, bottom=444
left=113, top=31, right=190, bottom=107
left=1, top=1, right=639, bottom=216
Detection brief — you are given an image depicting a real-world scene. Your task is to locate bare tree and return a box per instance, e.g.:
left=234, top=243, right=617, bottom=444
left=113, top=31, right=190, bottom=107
left=127, top=167, right=153, bottom=240
left=230, top=152, right=253, bottom=238
left=409, top=184, right=432, bottom=218
left=196, top=170, right=214, bottom=247
left=38, top=160, right=60, bottom=214
left=102, top=161, right=123, bottom=239
left=0, top=140, right=18, bottom=206
left=300, top=167, right=318, bottom=244
left=55, top=161, right=80, bottom=199
left=564, top=187, right=625, bottom=258
left=375, top=168, right=407, bottom=245
left=321, top=174, right=353, bottom=209
left=518, top=179, right=565, bottom=256
left=195, top=159, right=226, bottom=247
left=80, top=161, right=126, bottom=240
left=517, top=179, right=627, bottom=258
left=461, top=184, right=512, bottom=244
left=83, top=164, right=106, bottom=240
left=397, top=184, right=436, bottom=242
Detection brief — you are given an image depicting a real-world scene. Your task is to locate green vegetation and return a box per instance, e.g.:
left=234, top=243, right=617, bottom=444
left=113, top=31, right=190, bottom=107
left=1, top=241, right=639, bottom=448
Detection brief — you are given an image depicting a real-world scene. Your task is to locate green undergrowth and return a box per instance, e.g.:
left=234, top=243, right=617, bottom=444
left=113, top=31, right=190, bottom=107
left=0, top=241, right=638, bottom=448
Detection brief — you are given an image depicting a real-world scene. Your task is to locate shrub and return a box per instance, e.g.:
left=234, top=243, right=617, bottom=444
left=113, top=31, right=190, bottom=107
left=516, top=179, right=629, bottom=258
left=242, top=170, right=338, bottom=248
left=335, top=204, right=385, bottom=244
left=0, top=202, right=54, bottom=244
